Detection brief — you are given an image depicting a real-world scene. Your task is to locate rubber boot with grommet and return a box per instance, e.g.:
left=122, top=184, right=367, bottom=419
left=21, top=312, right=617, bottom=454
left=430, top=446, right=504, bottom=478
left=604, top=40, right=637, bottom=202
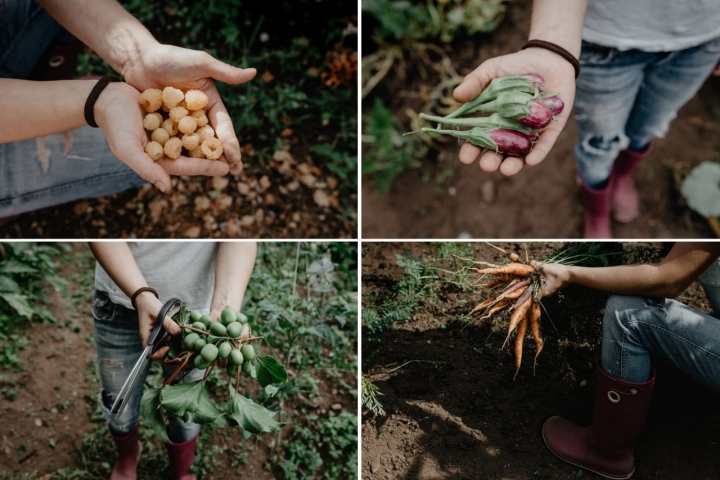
left=109, top=423, right=141, bottom=480
left=581, top=178, right=613, bottom=239
left=611, top=143, right=652, bottom=223
left=166, top=433, right=199, bottom=480
left=542, top=363, right=655, bottom=479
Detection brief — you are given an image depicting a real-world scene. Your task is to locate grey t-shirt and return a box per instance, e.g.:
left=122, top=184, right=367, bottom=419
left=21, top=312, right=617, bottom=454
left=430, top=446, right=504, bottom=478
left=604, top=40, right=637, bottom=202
left=583, top=0, right=720, bottom=52
left=95, top=242, right=218, bottom=312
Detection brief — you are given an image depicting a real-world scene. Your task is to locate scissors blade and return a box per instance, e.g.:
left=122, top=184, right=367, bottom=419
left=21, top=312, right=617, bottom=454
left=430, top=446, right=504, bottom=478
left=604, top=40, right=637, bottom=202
left=110, top=345, right=152, bottom=418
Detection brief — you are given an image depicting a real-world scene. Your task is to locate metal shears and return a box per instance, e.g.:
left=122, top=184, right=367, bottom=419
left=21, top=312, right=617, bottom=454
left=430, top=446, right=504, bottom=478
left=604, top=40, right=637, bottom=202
left=110, top=297, right=182, bottom=418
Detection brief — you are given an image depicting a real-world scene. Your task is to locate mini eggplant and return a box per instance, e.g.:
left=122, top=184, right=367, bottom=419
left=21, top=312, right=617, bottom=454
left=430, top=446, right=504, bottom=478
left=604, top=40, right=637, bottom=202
left=540, top=95, right=564, bottom=116
left=418, top=127, right=533, bottom=157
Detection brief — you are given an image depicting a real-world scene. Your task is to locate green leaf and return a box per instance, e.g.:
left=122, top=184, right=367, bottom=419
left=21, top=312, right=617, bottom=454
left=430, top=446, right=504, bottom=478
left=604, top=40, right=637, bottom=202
left=160, top=382, right=204, bottom=417
left=140, top=387, right=170, bottom=443
left=0, top=276, right=21, bottom=293
left=265, top=385, right=279, bottom=396
left=0, top=260, right=37, bottom=275
left=0, top=292, right=34, bottom=319
left=227, top=385, right=285, bottom=434
left=172, top=303, right=190, bottom=326
left=299, top=324, right=338, bottom=349
left=255, top=355, right=288, bottom=387
left=180, top=386, right=223, bottom=425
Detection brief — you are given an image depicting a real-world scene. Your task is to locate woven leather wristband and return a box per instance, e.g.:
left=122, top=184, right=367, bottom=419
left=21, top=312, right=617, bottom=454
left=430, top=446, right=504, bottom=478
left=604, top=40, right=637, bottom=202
left=521, top=39, right=581, bottom=78
left=84, top=74, right=121, bottom=128
left=130, top=287, right=158, bottom=310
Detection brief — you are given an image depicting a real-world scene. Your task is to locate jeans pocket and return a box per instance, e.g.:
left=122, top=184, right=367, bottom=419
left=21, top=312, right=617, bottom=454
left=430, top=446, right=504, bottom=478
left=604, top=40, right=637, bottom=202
left=701, top=36, right=720, bottom=54
left=580, top=41, right=617, bottom=66
left=92, top=290, right=118, bottom=322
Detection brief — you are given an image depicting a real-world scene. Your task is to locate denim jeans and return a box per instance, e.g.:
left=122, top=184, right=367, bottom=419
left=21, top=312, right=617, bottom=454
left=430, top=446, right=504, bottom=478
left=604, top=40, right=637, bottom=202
left=600, top=294, right=720, bottom=395
left=92, top=290, right=203, bottom=442
left=0, top=0, right=147, bottom=217
left=574, top=38, right=720, bottom=188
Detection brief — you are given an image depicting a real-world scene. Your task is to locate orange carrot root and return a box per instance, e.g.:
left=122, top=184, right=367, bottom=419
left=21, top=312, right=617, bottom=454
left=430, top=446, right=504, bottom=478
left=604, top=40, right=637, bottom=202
left=485, top=299, right=509, bottom=317
left=499, top=285, right=528, bottom=301
left=531, top=302, right=543, bottom=366
left=509, top=252, right=519, bottom=262
left=503, top=296, right=532, bottom=349
left=475, top=263, right=536, bottom=277
left=513, top=310, right=529, bottom=381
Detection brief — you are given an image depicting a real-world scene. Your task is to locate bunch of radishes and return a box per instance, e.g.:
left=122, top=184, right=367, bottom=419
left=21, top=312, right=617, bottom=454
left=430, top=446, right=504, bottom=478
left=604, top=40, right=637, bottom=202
left=406, top=73, right=563, bottom=156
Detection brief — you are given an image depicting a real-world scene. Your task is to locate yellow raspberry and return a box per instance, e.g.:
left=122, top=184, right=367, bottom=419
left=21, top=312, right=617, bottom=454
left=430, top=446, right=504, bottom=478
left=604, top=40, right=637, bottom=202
left=178, top=116, right=198, bottom=135
left=139, top=88, right=163, bottom=113
left=191, top=110, right=208, bottom=128
left=162, top=119, right=178, bottom=136
left=188, top=146, right=205, bottom=158
left=185, top=90, right=209, bottom=111
left=197, top=125, right=215, bottom=142
left=182, top=133, right=200, bottom=151
left=164, top=137, right=183, bottom=160
left=162, top=86, right=184, bottom=109
left=169, top=106, right=189, bottom=124
left=201, top=138, right=223, bottom=160
left=144, top=141, right=164, bottom=161
left=151, top=127, right=170, bottom=146
left=143, top=113, right=163, bottom=131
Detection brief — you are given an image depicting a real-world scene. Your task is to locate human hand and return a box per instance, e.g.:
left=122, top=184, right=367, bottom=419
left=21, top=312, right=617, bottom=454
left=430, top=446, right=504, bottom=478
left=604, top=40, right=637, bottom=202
left=530, top=261, right=573, bottom=300
left=121, top=44, right=257, bottom=174
left=135, top=291, right=182, bottom=361
left=453, top=48, right=576, bottom=176
left=94, top=81, right=231, bottom=193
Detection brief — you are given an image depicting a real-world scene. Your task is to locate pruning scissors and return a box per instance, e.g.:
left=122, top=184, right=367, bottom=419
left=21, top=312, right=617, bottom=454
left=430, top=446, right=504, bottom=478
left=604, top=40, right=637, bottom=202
left=110, top=297, right=182, bottom=419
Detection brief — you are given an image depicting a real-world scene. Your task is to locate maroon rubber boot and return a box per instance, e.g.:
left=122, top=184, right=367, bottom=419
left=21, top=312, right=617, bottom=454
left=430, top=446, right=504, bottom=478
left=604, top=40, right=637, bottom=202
left=166, top=434, right=199, bottom=480
left=611, top=143, right=652, bottom=223
left=542, top=364, right=655, bottom=479
left=109, top=423, right=141, bottom=480
left=581, top=178, right=613, bottom=239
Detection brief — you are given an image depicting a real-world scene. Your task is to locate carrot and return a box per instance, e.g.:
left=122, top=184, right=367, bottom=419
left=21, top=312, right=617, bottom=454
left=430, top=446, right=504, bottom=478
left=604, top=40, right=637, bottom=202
left=470, top=294, right=498, bottom=315
left=503, top=296, right=532, bottom=349
left=509, top=252, right=520, bottom=262
left=499, top=285, right=528, bottom=301
left=510, top=287, right=533, bottom=310
left=500, top=278, right=531, bottom=297
left=530, top=302, right=543, bottom=367
left=513, top=310, right=529, bottom=381
left=474, top=263, right=535, bottom=277
left=480, top=278, right=504, bottom=289
left=484, top=299, right=509, bottom=317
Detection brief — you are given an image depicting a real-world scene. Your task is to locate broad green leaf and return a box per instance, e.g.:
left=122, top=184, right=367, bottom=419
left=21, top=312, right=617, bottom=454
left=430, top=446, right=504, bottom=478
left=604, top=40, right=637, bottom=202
left=0, top=260, right=37, bottom=275
left=140, top=387, right=170, bottom=443
left=227, top=386, right=285, bottom=434
left=0, top=292, right=34, bottom=319
left=255, top=355, right=288, bottom=387
left=160, top=382, right=204, bottom=417
left=265, top=385, right=279, bottom=396
left=172, top=303, right=190, bottom=325
left=0, top=276, right=20, bottom=293
left=180, top=386, right=222, bottom=425
left=299, top=324, right=338, bottom=349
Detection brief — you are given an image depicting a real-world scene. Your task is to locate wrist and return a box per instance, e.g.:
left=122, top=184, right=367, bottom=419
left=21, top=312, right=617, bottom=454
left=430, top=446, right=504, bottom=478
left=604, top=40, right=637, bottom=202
left=522, top=46, right=577, bottom=79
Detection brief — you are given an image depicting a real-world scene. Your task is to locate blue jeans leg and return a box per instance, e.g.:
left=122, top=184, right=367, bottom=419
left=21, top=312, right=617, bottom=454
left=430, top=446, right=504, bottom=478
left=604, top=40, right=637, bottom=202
left=0, top=0, right=74, bottom=79
left=0, top=125, right=147, bottom=217
left=92, top=291, right=202, bottom=442
left=600, top=294, right=720, bottom=395
left=574, top=38, right=720, bottom=187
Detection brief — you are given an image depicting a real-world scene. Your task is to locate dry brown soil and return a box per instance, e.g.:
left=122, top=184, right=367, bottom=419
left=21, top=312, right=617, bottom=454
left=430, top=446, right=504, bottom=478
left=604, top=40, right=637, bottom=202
left=361, top=242, right=720, bottom=479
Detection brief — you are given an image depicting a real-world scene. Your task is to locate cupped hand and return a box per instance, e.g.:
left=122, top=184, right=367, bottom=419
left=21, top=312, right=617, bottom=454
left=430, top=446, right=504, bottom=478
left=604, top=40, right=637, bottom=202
left=135, top=291, right=182, bottom=361
left=94, top=81, right=231, bottom=193
left=530, top=260, right=572, bottom=300
left=121, top=44, right=257, bottom=174
left=453, top=48, right=576, bottom=176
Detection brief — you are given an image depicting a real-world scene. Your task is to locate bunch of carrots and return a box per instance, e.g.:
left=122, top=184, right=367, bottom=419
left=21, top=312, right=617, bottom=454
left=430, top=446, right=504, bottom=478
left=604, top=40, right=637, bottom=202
left=469, top=247, right=544, bottom=381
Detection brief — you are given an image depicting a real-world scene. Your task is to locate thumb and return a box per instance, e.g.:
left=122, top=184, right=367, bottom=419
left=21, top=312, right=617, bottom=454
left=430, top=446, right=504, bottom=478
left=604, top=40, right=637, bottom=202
left=119, top=147, right=174, bottom=193
left=163, top=316, right=181, bottom=336
left=453, top=59, right=498, bottom=103
left=200, top=52, right=257, bottom=84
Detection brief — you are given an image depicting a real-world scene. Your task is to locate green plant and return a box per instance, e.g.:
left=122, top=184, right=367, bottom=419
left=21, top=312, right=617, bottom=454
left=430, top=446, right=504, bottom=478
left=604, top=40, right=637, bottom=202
left=361, top=376, right=385, bottom=416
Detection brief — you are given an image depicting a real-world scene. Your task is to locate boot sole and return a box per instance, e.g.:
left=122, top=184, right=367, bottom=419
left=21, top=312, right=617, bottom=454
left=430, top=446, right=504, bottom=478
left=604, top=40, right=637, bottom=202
left=542, top=427, right=634, bottom=479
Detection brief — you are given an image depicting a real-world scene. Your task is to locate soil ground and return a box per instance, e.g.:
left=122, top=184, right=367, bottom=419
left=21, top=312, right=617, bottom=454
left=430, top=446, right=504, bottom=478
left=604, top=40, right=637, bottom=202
left=0, top=244, right=357, bottom=479
left=361, top=0, right=720, bottom=239
left=361, top=242, right=720, bottom=479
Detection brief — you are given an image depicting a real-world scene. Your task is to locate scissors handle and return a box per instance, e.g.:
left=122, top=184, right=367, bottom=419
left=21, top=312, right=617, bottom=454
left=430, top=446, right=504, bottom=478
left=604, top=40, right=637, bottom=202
left=148, top=297, right=182, bottom=355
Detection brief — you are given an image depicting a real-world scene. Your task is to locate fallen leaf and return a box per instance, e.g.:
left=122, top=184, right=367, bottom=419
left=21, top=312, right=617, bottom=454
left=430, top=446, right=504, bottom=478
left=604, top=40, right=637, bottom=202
left=194, top=196, right=212, bottom=212
left=238, top=182, right=251, bottom=196
left=280, top=128, right=294, bottom=138
left=259, top=176, right=271, bottom=191
left=240, top=215, right=255, bottom=227
left=212, top=176, right=229, bottom=192
left=313, top=190, right=330, bottom=208
left=262, top=71, right=274, bottom=83
left=185, top=226, right=201, bottom=238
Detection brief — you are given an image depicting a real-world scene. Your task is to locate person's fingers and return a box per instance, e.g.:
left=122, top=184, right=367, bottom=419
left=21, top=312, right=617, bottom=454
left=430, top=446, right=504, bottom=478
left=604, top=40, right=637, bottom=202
left=199, top=52, right=257, bottom=85
left=240, top=323, right=250, bottom=340
left=228, top=161, right=243, bottom=175
left=163, top=316, right=181, bottom=336
left=459, top=143, right=482, bottom=165
left=525, top=119, right=565, bottom=167
left=453, top=59, right=497, bottom=103
left=530, top=260, right=542, bottom=269
left=206, top=92, right=242, bottom=166
left=478, top=151, right=503, bottom=172
left=150, top=346, right=169, bottom=361
left=499, top=157, right=525, bottom=176
left=156, top=156, right=230, bottom=177
left=117, top=146, right=174, bottom=193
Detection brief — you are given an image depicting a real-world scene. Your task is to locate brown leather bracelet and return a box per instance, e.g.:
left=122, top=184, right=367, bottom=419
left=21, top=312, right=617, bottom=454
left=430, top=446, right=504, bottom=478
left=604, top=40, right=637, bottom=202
left=84, top=74, right=121, bottom=128
left=521, top=39, right=581, bottom=79
left=130, top=287, right=158, bottom=310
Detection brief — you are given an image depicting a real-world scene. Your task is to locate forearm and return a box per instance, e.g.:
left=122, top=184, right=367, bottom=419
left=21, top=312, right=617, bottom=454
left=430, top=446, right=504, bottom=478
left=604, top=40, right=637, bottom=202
left=37, top=0, right=157, bottom=74
left=1, top=79, right=95, bottom=143
left=89, top=243, right=149, bottom=298
left=210, top=242, right=258, bottom=312
left=528, top=0, right=588, bottom=57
